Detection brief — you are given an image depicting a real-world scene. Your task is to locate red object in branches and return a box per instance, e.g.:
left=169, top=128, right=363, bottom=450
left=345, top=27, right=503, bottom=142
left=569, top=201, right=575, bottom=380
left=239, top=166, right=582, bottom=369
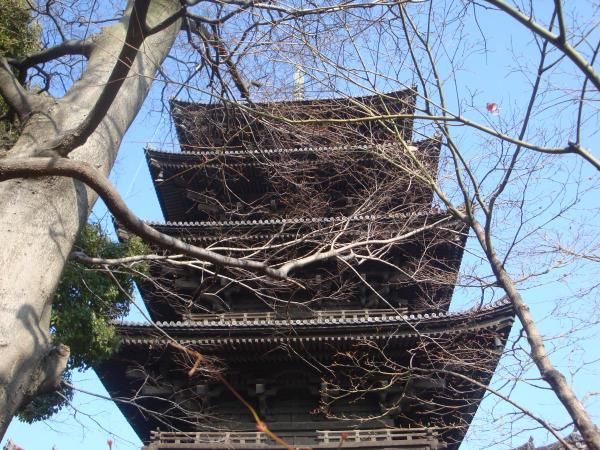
left=486, top=102, right=499, bottom=114
left=107, top=438, right=113, bottom=450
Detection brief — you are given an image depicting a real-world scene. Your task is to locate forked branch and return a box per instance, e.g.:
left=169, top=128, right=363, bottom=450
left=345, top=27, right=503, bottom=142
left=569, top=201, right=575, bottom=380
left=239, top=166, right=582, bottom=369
left=0, top=157, right=283, bottom=278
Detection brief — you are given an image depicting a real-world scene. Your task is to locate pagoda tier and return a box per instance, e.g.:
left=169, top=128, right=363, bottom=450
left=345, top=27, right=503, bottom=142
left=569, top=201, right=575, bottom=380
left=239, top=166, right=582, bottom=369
left=98, top=298, right=514, bottom=450
left=116, top=209, right=467, bottom=322
left=146, top=139, right=440, bottom=223
left=170, top=89, right=416, bottom=152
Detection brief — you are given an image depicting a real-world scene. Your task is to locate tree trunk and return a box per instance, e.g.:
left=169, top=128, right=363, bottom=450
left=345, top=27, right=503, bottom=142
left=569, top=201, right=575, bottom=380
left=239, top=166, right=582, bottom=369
left=0, top=0, right=181, bottom=437
left=471, top=221, right=600, bottom=450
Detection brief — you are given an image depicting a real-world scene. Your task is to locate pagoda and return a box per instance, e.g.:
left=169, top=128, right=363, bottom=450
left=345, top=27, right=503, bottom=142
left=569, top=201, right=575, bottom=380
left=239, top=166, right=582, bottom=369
left=98, top=89, right=514, bottom=450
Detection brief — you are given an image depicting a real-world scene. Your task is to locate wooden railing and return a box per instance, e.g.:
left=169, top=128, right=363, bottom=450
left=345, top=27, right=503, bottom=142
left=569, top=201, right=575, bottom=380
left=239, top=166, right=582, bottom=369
left=146, top=428, right=441, bottom=449
left=318, top=428, right=437, bottom=444
left=184, top=308, right=408, bottom=324
left=149, top=431, right=266, bottom=445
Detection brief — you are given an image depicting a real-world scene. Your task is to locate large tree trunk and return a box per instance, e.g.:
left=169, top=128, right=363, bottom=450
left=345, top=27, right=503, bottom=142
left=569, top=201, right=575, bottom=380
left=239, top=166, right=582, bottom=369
left=0, top=0, right=181, bottom=437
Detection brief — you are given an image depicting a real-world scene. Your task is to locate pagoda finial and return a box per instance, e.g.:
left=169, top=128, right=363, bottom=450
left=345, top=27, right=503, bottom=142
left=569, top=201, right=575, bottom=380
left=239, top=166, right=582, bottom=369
left=293, top=64, right=304, bottom=100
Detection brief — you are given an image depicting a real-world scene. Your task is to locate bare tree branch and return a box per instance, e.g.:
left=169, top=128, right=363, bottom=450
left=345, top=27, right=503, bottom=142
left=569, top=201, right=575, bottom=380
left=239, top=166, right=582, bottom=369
left=36, top=0, right=183, bottom=157
left=0, top=58, right=46, bottom=121
left=480, top=0, right=600, bottom=91
left=70, top=251, right=185, bottom=266
left=0, top=157, right=284, bottom=278
left=7, top=39, right=94, bottom=70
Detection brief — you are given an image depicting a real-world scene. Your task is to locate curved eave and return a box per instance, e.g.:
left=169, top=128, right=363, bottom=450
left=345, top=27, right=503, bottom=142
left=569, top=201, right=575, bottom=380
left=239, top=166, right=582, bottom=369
left=139, top=210, right=468, bottom=267
left=143, top=209, right=462, bottom=234
left=170, top=89, right=416, bottom=114
left=98, top=299, right=514, bottom=444
left=115, top=298, right=514, bottom=350
left=115, top=211, right=468, bottom=322
left=115, top=209, right=467, bottom=249
left=145, top=138, right=439, bottom=164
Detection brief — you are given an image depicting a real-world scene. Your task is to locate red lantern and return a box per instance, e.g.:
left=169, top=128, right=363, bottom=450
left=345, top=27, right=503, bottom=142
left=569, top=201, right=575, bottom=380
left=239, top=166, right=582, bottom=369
left=107, top=437, right=113, bottom=450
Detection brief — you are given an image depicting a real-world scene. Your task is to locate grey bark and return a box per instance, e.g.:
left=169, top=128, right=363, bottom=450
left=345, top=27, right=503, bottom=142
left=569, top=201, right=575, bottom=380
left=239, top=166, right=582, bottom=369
left=0, top=0, right=181, bottom=438
left=470, top=221, right=600, bottom=450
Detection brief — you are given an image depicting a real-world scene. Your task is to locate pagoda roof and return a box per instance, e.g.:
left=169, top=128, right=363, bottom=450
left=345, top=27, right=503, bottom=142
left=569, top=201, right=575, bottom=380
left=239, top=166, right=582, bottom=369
left=143, top=207, right=458, bottom=235
left=115, top=297, right=513, bottom=354
left=116, top=209, right=466, bottom=252
left=146, top=140, right=434, bottom=162
left=146, top=139, right=441, bottom=223
left=171, top=88, right=416, bottom=114
left=170, top=89, right=417, bottom=151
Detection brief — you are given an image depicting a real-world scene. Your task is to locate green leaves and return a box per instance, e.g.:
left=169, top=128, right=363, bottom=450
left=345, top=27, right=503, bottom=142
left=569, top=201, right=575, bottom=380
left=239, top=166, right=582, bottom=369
left=52, top=223, right=146, bottom=371
left=0, top=0, right=39, bottom=148
left=0, top=0, right=38, bottom=58
left=17, top=374, right=73, bottom=424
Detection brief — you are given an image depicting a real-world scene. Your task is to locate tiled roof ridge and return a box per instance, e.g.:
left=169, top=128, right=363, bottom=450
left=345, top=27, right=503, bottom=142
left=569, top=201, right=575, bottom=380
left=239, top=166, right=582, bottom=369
left=117, top=297, right=512, bottom=328
left=144, top=207, right=453, bottom=228
left=169, top=87, right=417, bottom=110
left=145, top=137, right=438, bottom=159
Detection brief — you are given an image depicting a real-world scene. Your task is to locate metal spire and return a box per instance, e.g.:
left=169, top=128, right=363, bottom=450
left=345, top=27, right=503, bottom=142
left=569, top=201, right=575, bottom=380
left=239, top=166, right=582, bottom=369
left=293, top=63, right=305, bottom=100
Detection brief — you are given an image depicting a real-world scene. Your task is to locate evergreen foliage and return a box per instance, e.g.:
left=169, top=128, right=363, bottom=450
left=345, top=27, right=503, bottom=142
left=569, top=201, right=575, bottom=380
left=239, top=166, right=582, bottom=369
left=52, top=224, right=148, bottom=371
left=0, top=0, right=38, bottom=58
left=0, top=0, right=39, bottom=147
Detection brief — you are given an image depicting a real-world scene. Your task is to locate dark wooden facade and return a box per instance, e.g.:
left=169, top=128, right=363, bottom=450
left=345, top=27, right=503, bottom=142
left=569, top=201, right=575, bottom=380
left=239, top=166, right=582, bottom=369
left=98, top=91, right=514, bottom=450
left=170, top=90, right=416, bottom=152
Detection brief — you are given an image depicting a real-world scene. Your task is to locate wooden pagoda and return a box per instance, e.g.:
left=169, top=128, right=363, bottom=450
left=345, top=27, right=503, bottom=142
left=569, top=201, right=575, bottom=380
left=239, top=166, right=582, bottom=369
left=98, top=90, right=514, bottom=450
